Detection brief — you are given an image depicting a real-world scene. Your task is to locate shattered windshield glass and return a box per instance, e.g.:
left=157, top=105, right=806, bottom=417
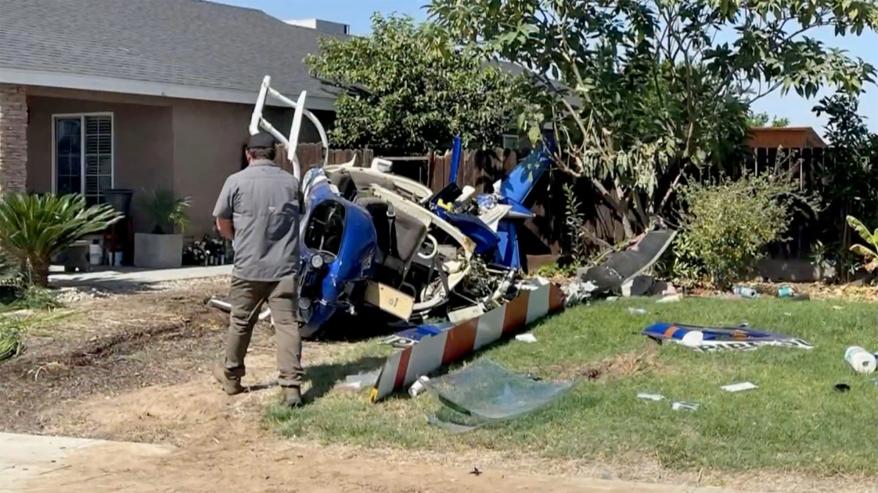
left=425, top=359, right=575, bottom=422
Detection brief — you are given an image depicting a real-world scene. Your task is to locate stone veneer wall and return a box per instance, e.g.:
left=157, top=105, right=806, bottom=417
left=0, top=84, right=27, bottom=194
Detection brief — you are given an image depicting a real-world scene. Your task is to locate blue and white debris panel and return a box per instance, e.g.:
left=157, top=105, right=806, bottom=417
left=643, top=322, right=814, bottom=352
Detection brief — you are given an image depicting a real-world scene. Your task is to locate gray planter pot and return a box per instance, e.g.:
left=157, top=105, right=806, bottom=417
left=134, top=233, right=183, bottom=269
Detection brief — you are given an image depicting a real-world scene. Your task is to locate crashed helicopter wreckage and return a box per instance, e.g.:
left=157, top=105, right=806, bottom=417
left=208, top=75, right=557, bottom=342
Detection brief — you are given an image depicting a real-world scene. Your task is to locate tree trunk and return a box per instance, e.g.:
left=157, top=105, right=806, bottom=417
left=28, top=258, right=51, bottom=288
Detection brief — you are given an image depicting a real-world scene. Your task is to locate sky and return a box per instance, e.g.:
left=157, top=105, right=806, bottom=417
left=218, top=0, right=878, bottom=135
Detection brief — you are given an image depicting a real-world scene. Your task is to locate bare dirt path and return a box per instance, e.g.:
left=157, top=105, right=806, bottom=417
left=1, top=279, right=867, bottom=492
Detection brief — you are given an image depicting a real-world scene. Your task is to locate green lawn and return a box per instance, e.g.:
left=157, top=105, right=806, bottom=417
left=268, top=297, right=878, bottom=475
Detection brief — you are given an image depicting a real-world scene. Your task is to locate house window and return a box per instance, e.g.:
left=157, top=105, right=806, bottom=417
left=53, top=114, right=113, bottom=204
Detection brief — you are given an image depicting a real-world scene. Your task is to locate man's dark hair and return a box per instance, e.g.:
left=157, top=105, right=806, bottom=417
left=248, top=146, right=276, bottom=161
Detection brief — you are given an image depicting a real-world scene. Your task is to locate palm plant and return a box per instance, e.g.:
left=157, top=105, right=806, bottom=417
left=846, top=216, right=878, bottom=272
left=141, top=190, right=191, bottom=234
left=0, top=193, right=121, bottom=287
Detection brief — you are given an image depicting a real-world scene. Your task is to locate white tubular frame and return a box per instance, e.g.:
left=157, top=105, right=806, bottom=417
left=249, top=75, right=330, bottom=180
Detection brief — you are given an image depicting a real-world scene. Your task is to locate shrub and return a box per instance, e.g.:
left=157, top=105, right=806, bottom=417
left=0, top=193, right=121, bottom=287
left=673, top=174, right=804, bottom=288
left=0, top=317, right=24, bottom=362
left=141, top=190, right=191, bottom=234
left=846, top=215, right=878, bottom=273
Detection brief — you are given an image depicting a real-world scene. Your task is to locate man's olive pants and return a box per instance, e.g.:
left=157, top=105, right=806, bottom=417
left=222, top=275, right=304, bottom=388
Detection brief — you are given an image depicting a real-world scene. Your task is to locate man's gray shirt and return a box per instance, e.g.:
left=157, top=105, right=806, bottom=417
left=213, top=159, right=299, bottom=281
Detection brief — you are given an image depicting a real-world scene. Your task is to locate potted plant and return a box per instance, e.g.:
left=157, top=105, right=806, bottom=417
left=134, top=190, right=191, bottom=269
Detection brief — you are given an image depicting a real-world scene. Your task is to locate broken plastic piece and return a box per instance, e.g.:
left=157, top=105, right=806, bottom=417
left=627, top=307, right=648, bottom=315
left=562, top=280, right=597, bottom=306
left=336, top=369, right=380, bottom=391
left=637, top=392, right=665, bottom=401
left=515, top=333, right=537, bottom=343
left=671, top=401, right=699, bottom=412
left=721, top=382, right=758, bottom=393
left=408, top=376, right=430, bottom=397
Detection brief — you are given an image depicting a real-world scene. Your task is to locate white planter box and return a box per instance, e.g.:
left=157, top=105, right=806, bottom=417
left=134, top=233, right=183, bottom=269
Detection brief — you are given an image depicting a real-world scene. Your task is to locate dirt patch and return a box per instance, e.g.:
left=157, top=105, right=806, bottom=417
left=550, top=346, right=662, bottom=381
left=0, top=278, right=233, bottom=434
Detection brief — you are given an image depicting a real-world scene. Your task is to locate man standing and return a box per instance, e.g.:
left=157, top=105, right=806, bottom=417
left=212, top=132, right=304, bottom=408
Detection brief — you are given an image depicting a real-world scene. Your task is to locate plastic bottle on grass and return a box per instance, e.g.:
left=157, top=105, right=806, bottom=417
left=733, top=285, right=759, bottom=299
left=844, top=346, right=877, bottom=374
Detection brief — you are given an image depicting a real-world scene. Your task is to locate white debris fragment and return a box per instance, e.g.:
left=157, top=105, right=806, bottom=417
left=721, top=382, right=758, bottom=393
left=562, top=281, right=597, bottom=306
left=656, top=294, right=683, bottom=303
left=637, top=392, right=665, bottom=401
left=515, top=333, right=537, bottom=343
left=671, top=401, right=699, bottom=412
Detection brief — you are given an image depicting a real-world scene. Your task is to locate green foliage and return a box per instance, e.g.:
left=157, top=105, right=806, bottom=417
left=534, top=261, right=578, bottom=279
left=306, top=14, right=527, bottom=153
left=0, top=194, right=121, bottom=287
left=673, top=174, right=801, bottom=288
left=0, top=317, right=24, bottom=362
left=12, top=286, right=61, bottom=311
left=562, top=183, right=588, bottom=265
left=747, top=112, right=791, bottom=127
left=846, top=216, right=878, bottom=272
left=141, top=190, right=191, bottom=234
left=430, top=0, right=878, bottom=239
left=813, top=94, right=878, bottom=277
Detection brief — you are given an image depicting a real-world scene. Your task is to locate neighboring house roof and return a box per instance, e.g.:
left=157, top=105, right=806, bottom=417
left=747, top=127, right=827, bottom=149
left=0, top=0, right=343, bottom=109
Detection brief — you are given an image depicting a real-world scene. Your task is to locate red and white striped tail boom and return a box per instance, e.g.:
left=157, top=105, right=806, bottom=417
left=370, top=278, right=566, bottom=402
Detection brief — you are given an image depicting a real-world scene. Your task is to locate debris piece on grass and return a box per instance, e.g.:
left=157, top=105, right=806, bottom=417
left=656, top=294, right=682, bottom=303
left=577, top=229, right=678, bottom=295
left=637, top=392, right=665, bottom=401
left=777, top=285, right=810, bottom=300
left=408, top=376, right=430, bottom=397
left=424, top=359, right=573, bottom=430
left=515, top=333, right=537, bottom=343
left=834, top=383, right=851, bottom=393
left=627, top=307, right=648, bottom=315
left=562, top=280, right=598, bottom=306
left=643, top=322, right=814, bottom=352
left=733, top=285, right=759, bottom=299
left=721, top=382, right=758, bottom=393
left=832, top=305, right=844, bottom=310
left=671, top=401, right=699, bottom=412
left=844, top=346, right=877, bottom=374
left=336, top=370, right=380, bottom=391
left=621, top=275, right=655, bottom=297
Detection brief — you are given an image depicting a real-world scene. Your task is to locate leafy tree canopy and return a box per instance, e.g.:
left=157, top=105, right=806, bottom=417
left=747, top=112, right=791, bottom=127
left=429, top=0, right=878, bottom=237
left=307, top=14, right=527, bottom=153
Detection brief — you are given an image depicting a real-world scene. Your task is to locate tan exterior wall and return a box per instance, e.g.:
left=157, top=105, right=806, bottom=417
left=27, top=93, right=174, bottom=233
left=0, top=84, right=28, bottom=193
left=25, top=87, right=330, bottom=238
left=171, top=99, right=251, bottom=237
